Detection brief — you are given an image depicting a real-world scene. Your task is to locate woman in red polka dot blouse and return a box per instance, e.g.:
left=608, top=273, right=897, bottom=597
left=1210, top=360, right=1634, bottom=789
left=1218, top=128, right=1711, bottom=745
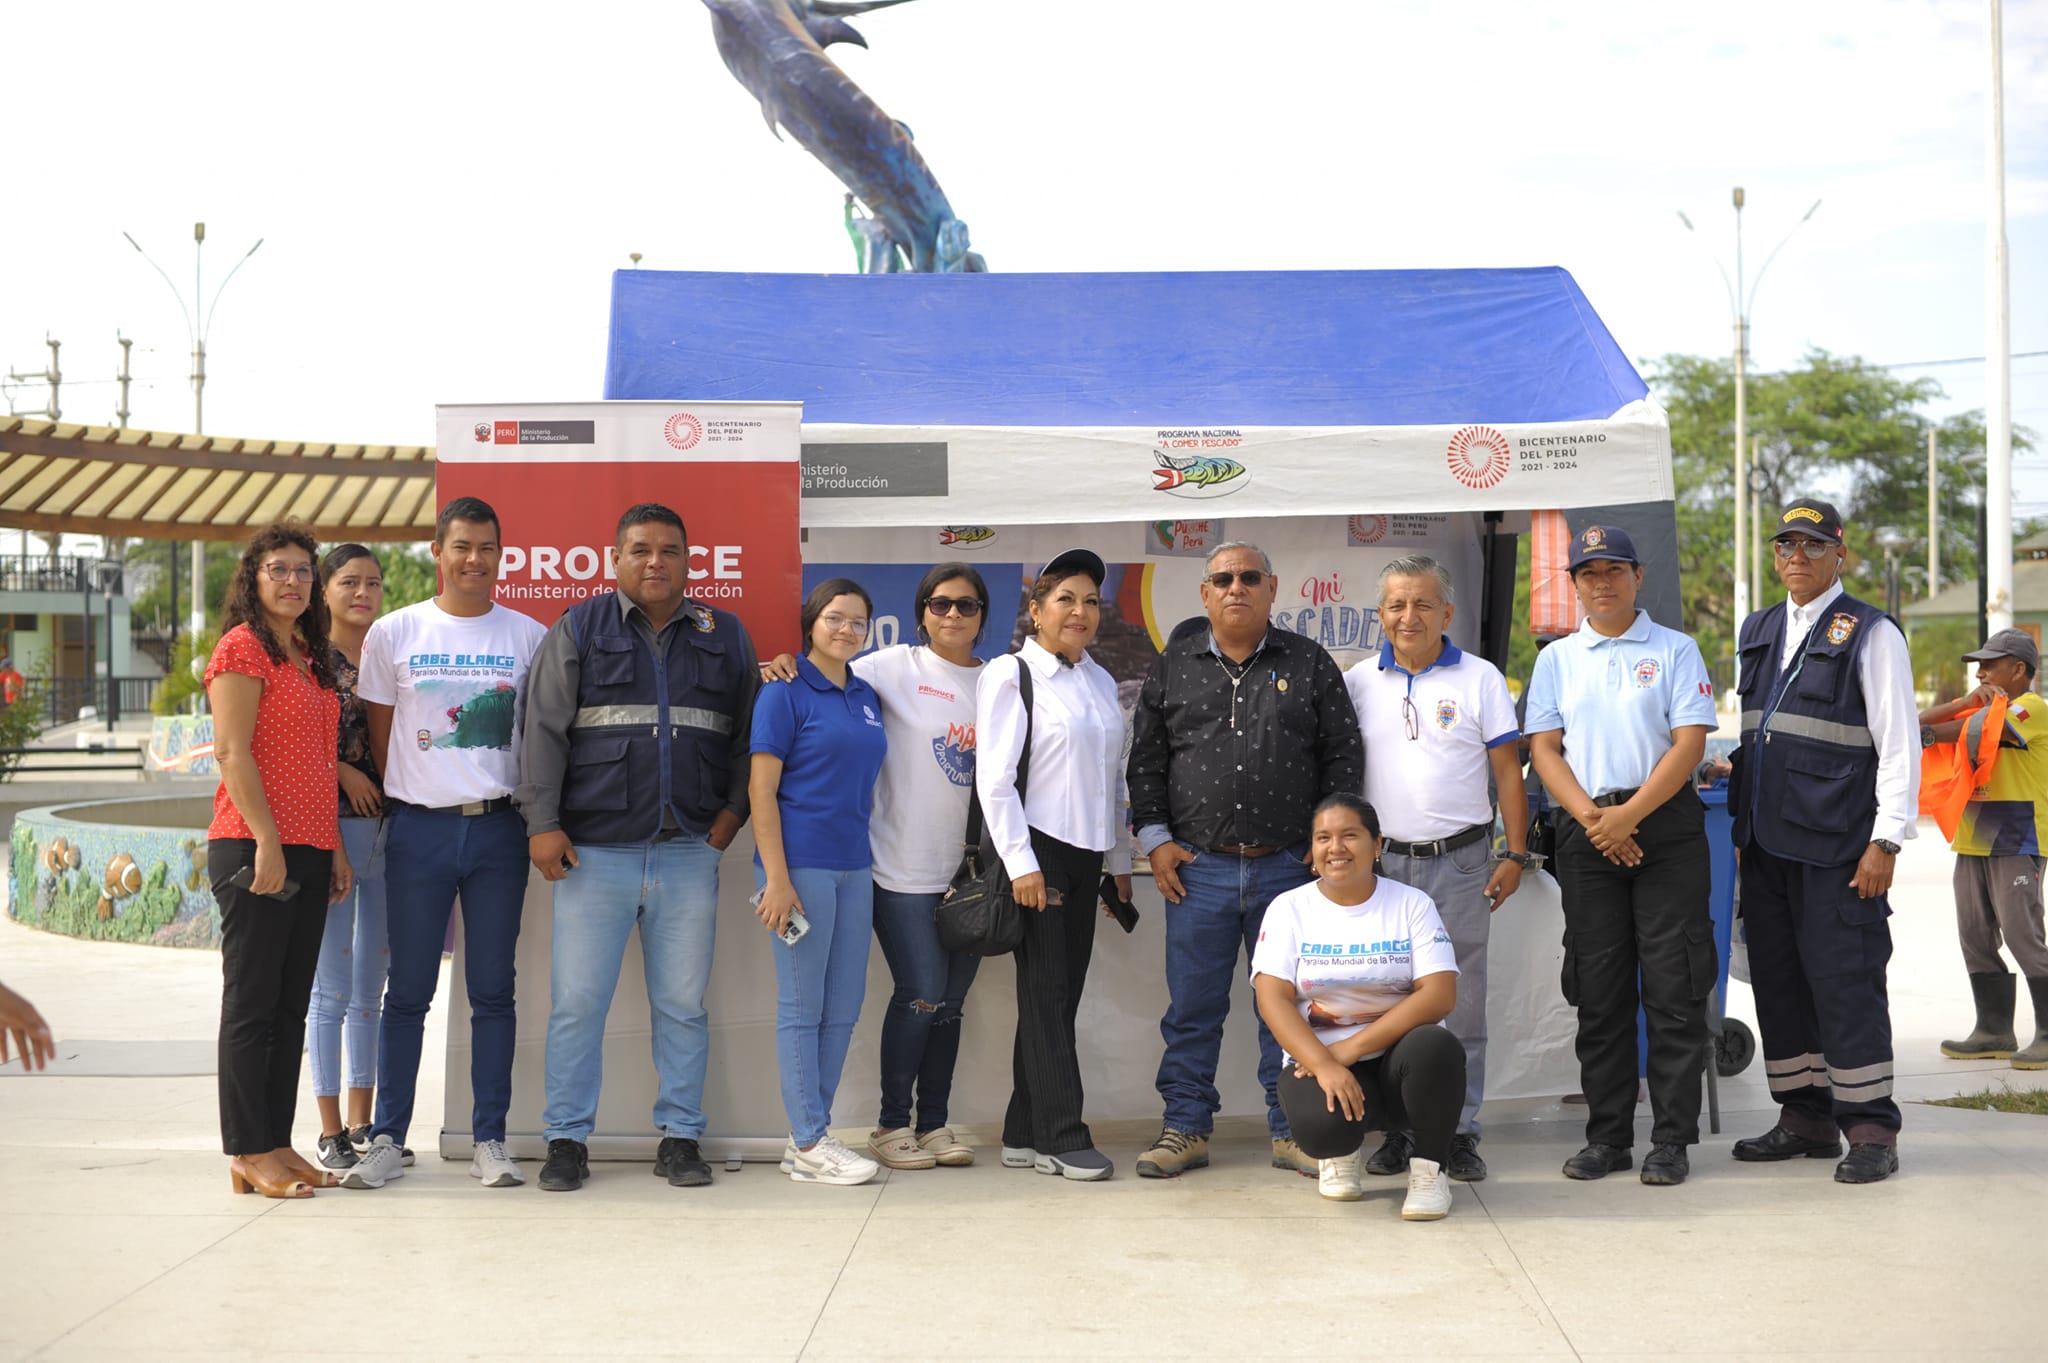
left=205, top=523, right=355, bottom=1199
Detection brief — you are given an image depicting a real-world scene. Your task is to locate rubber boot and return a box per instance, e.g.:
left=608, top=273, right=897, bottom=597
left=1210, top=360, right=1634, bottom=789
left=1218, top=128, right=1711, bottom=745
left=1940, top=972, right=2017, bottom=1059
left=2012, top=977, right=2048, bottom=1070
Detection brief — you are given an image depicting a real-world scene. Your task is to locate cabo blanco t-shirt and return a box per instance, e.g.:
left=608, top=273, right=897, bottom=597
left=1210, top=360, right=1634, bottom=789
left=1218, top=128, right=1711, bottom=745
left=852, top=644, right=982, bottom=895
left=1250, top=875, right=1460, bottom=1063
left=356, top=599, right=547, bottom=807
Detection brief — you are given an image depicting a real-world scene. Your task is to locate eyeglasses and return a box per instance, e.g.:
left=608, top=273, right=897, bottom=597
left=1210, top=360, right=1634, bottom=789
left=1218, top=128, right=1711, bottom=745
left=1205, top=570, right=1268, bottom=590
left=1401, top=695, right=1419, bottom=741
left=260, top=563, right=315, bottom=583
left=820, top=613, right=870, bottom=637
left=1772, top=538, right=1834, bottom=561
left=925, top=596, right=983, bottom=617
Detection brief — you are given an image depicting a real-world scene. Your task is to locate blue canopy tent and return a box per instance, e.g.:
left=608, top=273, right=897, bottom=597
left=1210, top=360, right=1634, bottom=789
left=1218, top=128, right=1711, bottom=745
left=603, top=267, right=1680, bottom=657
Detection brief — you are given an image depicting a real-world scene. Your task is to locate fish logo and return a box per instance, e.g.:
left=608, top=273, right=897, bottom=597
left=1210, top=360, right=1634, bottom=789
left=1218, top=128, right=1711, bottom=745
left=1152, top=451, right=1247, bottom=500
left=938, top=526, right=995, bottom=549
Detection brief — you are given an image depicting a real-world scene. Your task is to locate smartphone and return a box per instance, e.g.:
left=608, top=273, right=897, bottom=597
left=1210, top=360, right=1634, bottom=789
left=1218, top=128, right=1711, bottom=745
left=1098, top=874, right=1140, bottom=934
left=751, top=887, right=811, bottom=946
left=227, top=864, right=300, bottom=902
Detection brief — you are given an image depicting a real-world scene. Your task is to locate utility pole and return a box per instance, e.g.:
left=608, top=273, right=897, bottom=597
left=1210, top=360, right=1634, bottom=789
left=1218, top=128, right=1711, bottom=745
left=1985, top=0, right=2014, bottom=632
left=114, top=334, right=134, bottom=430
left=5, top=338, right=62, bottom=420
left=1928, top=428, right=1940, bottom=596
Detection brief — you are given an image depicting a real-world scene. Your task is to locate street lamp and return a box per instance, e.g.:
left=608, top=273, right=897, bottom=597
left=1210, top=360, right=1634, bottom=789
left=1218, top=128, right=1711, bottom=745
left=122, top=221, right=264, bottom=641
left=1678, top=190, right=1822, bottom=626
left=1875, top=526, right=1910, bottom=620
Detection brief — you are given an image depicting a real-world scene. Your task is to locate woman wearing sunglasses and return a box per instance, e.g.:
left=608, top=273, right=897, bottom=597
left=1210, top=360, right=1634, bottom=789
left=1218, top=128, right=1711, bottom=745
left=763, top=564, right=992, bottom=1170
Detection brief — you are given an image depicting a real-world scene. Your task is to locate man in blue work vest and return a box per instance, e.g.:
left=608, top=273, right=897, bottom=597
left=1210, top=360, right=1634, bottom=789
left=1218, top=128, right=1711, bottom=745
left=517, top=503, right=760, bottom=1192
left=1729, top=498, right=1919, bottom=1184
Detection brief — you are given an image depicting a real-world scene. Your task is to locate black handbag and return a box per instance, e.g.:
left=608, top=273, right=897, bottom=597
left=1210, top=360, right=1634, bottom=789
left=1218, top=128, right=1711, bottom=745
left=937, top=662, right=1033, bottom=956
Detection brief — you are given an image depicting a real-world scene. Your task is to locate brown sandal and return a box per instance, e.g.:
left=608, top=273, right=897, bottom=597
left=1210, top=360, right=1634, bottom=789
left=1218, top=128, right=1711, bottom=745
left=229, top=1157, right=314, bottom=1199
left=273, top=1148, right=341, bottom=1189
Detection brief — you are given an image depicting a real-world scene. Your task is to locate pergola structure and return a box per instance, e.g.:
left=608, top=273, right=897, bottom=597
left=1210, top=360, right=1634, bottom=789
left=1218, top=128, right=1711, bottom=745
left=0, top=415, right=436, bottom=542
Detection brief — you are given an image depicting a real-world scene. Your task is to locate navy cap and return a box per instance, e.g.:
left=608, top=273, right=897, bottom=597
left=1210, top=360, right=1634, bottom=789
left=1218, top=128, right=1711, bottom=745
left=1567, top=524, right=1639, bottom=571
left=1040, top=547, right=1106, bottom=585
left=1963, top=628, right=2042, bottom=673
left=1775, top=499, right=1845, bottom=545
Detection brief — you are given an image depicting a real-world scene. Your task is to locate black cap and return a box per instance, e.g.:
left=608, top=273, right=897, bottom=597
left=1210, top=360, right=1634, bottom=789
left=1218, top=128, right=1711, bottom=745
left=1039, top=547, right=1106, bottom=585
left=1567, top=525, right=1639, bottom=571
left=1775, top=499, right=1845, bottom=545
left=1962, top=628, right=2042, bottom=673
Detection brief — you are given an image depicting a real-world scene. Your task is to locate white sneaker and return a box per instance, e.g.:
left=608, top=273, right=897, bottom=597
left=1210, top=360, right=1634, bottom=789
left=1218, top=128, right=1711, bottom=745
left=1402, top=1156, right=1453, bottom=1221
left=1000, top=1145, right=1037, bottom=1168
left=780, top=1137, right=798, bottom=1173
left=1318, top=1152, right=1364, bottom=1201
left=789, top=1134, right=879, bottom=1186
left=340, top=1134, right=405, bottom=1190
left=469, top=1139, right=524, bottom=1187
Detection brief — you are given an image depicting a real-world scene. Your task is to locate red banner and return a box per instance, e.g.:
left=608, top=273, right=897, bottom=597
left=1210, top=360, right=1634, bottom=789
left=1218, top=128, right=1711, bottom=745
left=434, top=402, right=803, bottom=656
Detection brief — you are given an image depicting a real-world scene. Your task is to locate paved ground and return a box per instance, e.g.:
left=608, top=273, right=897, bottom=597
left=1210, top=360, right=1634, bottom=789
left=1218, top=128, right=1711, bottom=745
left=3, top=818, right=2046, bottom=1362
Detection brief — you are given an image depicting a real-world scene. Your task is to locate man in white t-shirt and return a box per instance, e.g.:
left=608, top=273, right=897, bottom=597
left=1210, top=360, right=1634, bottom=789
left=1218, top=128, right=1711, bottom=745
left=1344, top=555, right=1530, bottom=1184
left=343, top=497, right=547, bottom=1192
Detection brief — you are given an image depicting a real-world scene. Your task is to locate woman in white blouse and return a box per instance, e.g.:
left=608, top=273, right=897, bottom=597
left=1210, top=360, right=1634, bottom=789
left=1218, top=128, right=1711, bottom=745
left=976, top=547, right=1134, bottom=1182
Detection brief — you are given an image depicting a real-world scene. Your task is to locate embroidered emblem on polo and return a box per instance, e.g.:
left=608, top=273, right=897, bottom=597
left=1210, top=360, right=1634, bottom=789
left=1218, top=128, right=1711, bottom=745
left=1434, top=699, right=1458, bottom=730
left=1634, top=659, right=1660, bottom=687
left=1827, top=613, right=1859, bottom=646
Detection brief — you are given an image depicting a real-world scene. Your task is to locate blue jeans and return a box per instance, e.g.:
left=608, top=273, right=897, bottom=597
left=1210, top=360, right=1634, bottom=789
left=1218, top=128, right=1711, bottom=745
left=871, top=885, right=981, bottom=1132
left=307, top=814, right=389, bottom=1097
left=1156, top=843, right=1314, bottom=1138
left=763, top=865, right=874, bottom=1147
left=543, top=838, right=722, bottom=1143
left=372, top=805, right=529, bottom=1145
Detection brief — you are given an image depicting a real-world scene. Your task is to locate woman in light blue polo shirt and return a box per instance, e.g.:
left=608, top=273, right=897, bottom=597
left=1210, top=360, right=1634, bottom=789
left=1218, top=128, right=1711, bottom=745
left=751, top=577, right=889, bottom=1186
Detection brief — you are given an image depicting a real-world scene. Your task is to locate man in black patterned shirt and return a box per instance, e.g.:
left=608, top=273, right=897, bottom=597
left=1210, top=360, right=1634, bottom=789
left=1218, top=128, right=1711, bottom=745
left=1127, top=541, right=1365, bottom=1178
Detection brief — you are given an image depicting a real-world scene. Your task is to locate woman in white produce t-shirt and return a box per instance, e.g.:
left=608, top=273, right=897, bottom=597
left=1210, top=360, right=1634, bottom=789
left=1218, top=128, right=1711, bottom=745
left=766, top=563, right=990, bottom=1173
left=1251, top=792, right=1466, bottom=1221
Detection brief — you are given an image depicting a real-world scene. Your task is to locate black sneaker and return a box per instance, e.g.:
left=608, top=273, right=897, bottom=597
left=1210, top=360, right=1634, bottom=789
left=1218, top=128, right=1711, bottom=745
left=539, top=1138, right=589, bottom=1192
left=346, top=1124, right=372, bottom=1155
left=1447, top=1132, right=1487, bottom=1182
left=654, top=1136, right=713, bottom=1187
left=1365, top=1129, right=1413, bottom=1176
left=317, top=1131, right=360, bottom=1170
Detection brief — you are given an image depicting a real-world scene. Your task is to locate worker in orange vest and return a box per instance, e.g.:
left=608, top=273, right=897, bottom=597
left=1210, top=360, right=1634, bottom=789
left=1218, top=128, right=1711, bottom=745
left=1919, top=629, right=2048, bottom=1069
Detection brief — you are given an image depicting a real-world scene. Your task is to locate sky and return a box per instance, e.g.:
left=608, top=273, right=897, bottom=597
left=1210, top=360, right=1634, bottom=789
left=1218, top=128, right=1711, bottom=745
left=3, top=0, right=2044, bottom=510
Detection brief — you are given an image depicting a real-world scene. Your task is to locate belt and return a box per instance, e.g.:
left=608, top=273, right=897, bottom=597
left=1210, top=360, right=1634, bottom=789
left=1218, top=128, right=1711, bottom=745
left=1380, top=823, right=1489, bottom=859
left=1209, top=843, right=1282, bottom=859
left=1591, top=788, right=1641, bottom=808
left=398, top=796, right=515, bottom=817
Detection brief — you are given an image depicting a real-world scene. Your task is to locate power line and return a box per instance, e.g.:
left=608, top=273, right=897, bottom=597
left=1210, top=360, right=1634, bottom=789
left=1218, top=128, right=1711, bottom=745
left=1873, top=349, right=2048, bottom=371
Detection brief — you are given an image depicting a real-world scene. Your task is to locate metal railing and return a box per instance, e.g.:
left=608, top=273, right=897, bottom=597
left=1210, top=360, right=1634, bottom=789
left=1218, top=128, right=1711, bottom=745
left=32, top=676, right=161, bottom=727
left=0, top=554, right=97, bottom=594
left=0, top=744, right=145, bottom=776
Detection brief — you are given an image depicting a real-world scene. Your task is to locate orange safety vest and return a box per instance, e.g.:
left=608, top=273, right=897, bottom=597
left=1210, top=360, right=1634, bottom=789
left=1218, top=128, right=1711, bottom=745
left=1920, top=696, right=2012, bottom=842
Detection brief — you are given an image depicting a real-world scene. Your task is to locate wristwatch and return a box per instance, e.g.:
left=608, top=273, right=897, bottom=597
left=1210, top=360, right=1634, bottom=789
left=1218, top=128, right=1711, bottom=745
left=1873, top=838, right=1901, bottom=856
left=1499, top=850, right=1537, bottom=867
left=1920, top=724, right=1937, bottom=749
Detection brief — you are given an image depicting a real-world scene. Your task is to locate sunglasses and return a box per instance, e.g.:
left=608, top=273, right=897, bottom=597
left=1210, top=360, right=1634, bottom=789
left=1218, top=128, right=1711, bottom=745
left=1205, top=570, right=1268, bottom=590
left=1772, top=539, right=1835, bottom=561
left=925, top=596, right=983, bottom=617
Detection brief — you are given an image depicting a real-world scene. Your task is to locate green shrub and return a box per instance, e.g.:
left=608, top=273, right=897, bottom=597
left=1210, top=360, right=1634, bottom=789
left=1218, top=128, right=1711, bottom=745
left=152, top=630, right=218, bottom=717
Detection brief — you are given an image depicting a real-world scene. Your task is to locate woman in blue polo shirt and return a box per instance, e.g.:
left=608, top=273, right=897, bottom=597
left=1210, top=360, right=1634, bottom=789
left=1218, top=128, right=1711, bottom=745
left=751, top=577, right=889, bottom=1186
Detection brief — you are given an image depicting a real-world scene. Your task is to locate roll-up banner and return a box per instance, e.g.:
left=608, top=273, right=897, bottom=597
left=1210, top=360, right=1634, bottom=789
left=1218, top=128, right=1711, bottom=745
left=433, top=400, right=803, bottom=657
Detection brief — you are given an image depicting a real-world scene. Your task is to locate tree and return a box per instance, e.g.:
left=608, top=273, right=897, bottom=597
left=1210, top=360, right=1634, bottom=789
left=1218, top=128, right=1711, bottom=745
left=377, top=546, right=439, bottom=611
left=1645, top=348, right=2033, bottom=675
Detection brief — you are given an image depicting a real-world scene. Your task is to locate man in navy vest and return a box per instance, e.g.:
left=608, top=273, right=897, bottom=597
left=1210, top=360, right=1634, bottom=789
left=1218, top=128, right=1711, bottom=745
left=517, top=503, right=760, bottom=1192
left=1729, top=498, right=1919, bottom=1184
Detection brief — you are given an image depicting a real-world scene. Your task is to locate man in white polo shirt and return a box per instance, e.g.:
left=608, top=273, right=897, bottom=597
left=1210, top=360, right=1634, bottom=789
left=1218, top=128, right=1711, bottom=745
left=1345, top=555, right=1530, bottom=1183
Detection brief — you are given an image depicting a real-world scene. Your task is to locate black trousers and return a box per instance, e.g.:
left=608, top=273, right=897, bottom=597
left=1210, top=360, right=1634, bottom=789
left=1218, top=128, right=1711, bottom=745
left=1739, top=844, right=1900, bottom=1143
left=1003, top=830, right=1104, bottom=1156
left=1276, top=1025, right=1466, bottom=1164
left=212, top=839, right=333, bottom=1156
left=1553, top=788, right=1714, bottom=1148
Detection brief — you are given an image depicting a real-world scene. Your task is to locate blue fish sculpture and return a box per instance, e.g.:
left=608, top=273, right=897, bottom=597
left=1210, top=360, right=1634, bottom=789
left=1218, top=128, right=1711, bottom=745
left=703, top=0, right=985, bottom=273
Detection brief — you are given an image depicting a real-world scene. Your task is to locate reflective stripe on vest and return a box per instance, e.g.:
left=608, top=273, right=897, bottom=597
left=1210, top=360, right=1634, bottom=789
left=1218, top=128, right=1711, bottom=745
left=1739, top=709, right=1874, bottom=749
left=571, top=704, right=735, bottom=736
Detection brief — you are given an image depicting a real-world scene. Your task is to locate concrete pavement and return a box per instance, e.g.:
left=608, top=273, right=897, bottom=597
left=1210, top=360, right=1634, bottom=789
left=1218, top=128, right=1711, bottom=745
left=2, top=818, right=2046, bottom=1362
